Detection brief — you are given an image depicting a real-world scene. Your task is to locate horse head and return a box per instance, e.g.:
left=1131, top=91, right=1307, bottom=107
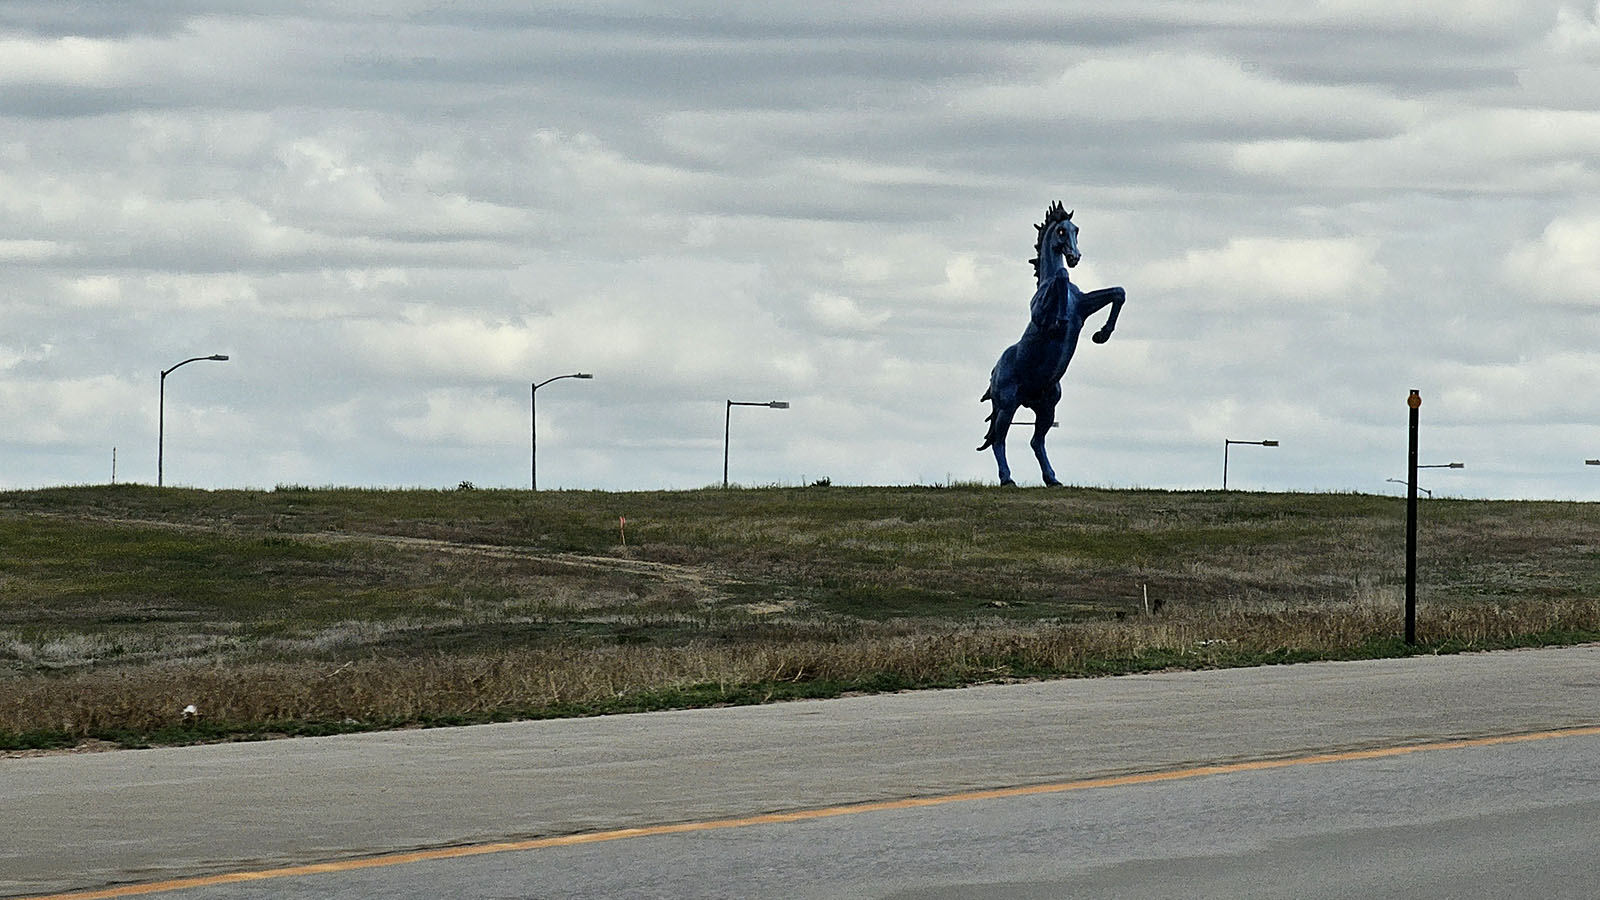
left=1031, top=202, right=1080, bottom=279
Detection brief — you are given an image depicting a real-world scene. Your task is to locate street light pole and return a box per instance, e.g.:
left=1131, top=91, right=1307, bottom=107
left=530, top=372, right=593, bottom=491
left=1222, top=438, right=1279, bottom=490
left=723, top=400, right=789, bottom=488
left=158, top=354, right=229, bottom=487
left=1405, top=390, right=1421, bottom=645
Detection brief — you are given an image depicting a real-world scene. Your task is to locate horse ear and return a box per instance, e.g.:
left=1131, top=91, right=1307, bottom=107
left=1066, top=209, right=1074, bottom=220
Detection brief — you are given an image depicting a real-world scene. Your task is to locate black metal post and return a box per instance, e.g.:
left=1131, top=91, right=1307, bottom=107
left=722, top=401, right=732, bottom=488
left=158, top=372, right=166, bottom=487
left=1405, top=390, right=1420, bottom=645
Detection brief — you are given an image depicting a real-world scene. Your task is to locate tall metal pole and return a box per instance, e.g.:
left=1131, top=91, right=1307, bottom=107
left=723, top=400, right=733, bottom=489
left=158, top=354, right=228, bottom=488
left=1405, top=389, right=1420, bottom=645
left=1222, top=439, right=1278, bottom=490
left=158, top=372, right=166, bottom=487
left=530, top=372, right=592, bottom=491
left=722, top=400, right=789, bottom=488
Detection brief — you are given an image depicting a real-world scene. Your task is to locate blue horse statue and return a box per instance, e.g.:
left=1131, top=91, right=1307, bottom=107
left=978, top=202, right=1126, bottom=485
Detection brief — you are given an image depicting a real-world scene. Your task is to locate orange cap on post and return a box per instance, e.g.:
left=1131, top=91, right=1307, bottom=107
left=1407, top=390, right=1421, bottom=409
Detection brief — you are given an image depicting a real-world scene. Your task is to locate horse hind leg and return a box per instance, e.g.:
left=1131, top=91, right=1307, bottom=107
left=993, top=441, right=1016, bottom=486
left=979, top=401, right=1019, bottom=485
left=1030, top=402, right=1061, bottom=486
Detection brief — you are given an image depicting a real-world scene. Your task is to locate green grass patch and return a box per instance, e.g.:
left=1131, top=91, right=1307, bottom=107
left=1, top=483, right=1597, bottom=749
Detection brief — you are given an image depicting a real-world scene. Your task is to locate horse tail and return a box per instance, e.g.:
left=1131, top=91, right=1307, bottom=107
left=978, top=386, right=995, bottom=449
left=977, top=408, right=1000, bottom=451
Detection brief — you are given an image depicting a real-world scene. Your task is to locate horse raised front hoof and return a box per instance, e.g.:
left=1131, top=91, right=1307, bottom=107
left=1091, top=329, right=1111, bottom=344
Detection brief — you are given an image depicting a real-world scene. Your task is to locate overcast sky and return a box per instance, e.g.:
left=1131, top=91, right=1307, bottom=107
left=3, top=1, right=1599, bottom=497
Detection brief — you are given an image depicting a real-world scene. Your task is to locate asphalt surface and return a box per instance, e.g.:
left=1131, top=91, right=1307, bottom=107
left=123, top=726, right=1600, bottom=899
left=5, top=645, right=1599, bottom=897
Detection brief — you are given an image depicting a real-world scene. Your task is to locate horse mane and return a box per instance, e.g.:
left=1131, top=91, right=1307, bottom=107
left=1029, top=201, right=1074, bottom=281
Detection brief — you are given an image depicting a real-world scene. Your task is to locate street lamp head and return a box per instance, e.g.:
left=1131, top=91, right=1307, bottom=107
left=209, top=354, right=229, bottom=361
left=574, top=372, right=593, bottom=379
left=1587, top=459, right=1600, bottom=466
left=1261, top=440, right=1279, bottom=447
left=1447, top=462, right=1464, bottom=469
left=769, top=401, right=790, bottom=409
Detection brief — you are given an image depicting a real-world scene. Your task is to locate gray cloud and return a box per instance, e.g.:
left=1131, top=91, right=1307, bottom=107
left=2, top=2, right=1598, bottom=496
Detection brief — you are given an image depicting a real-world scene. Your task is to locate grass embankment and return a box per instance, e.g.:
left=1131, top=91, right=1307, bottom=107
left=2, top=484, right=1597, bottom=750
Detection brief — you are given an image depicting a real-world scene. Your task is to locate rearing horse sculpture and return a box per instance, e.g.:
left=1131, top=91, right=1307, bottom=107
left=978, top=202, right=1126, bottom=485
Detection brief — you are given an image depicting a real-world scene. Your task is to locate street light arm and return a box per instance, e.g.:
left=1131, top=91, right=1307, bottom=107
left=162, top=354, right=230, bottom=378
left=534, top=372, right=593, bottom=391
left=1386, top=477, right=1432, bottom=498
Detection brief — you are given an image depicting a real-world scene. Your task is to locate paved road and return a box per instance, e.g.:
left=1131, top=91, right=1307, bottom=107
left=5, top=646, right=1599, bottom=897
left=104, top=727, right=1600, bottom=899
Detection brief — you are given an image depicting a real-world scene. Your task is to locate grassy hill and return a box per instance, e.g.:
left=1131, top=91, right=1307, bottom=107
left=2, top=483, right=1597, bottom=749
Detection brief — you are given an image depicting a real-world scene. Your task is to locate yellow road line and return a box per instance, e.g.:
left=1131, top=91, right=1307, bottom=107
left=20, top=723, right=1600, bottom=900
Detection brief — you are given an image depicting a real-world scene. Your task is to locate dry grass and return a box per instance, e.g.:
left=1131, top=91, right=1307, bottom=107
left=6, top=596, right=1599, bottom=740
left=1, top=483, right=1597, bottom=746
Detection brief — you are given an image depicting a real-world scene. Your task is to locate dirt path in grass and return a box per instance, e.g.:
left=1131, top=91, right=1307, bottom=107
left=12, top=509, right=728, bottom=591
left=310, top=529, right=727, bottom=589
